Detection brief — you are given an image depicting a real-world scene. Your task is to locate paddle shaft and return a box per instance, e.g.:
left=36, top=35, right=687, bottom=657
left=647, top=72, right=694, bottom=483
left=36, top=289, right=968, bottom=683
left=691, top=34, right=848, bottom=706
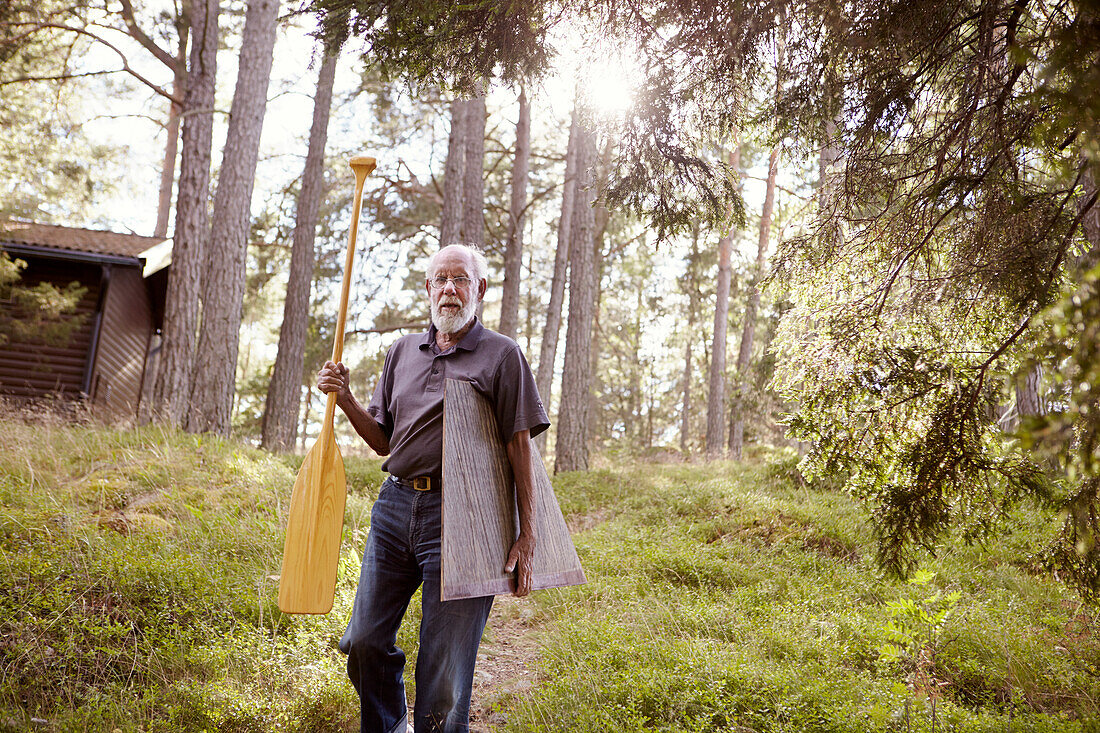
left=277, top=155, right=375, bottom=614
left=322, top=156, right=376, bottom=437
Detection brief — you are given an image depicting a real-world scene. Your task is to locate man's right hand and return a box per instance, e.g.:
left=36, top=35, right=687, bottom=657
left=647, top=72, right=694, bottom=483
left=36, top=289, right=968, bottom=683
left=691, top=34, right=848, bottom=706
left=317, top=361, right=353, bottom=406
left=316, top=361, right=391, bottom=456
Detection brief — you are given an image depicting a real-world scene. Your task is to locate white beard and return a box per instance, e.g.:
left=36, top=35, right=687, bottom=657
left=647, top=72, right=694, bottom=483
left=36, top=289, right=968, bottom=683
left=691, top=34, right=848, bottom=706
left=431, top=296, right=477, bottom=334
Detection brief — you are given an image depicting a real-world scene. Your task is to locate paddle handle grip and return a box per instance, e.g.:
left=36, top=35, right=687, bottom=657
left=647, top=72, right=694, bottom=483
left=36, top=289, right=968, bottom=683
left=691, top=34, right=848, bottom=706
left=331, top=156, right=376, bottom=364
left=324, top=155, right=376, bottom=433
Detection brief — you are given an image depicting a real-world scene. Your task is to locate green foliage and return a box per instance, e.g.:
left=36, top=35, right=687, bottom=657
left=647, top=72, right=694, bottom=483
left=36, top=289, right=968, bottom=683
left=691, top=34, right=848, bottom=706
left=0, top=2, right=123, bottom=222
left=1026, top=262, right=1100, bottom=602
left=507, top=458, right=1098, bottom=732
left=0, top=251, right=87, bottom=347
left=767, top=0, right=1100, bottom=597
left=876, top=570, right=961, bottom=676
left=0, top=417, right=390, bottom=731
left=1, top=422, right=1097, bottom=731
left=0, top=249, right=18, bottom=296
left=313, top=0, right=552, bottom=91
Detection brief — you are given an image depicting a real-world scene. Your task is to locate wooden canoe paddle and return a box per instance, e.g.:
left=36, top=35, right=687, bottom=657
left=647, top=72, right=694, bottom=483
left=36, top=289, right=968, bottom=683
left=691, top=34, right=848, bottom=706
left=278, top=154, right=376, bottom=614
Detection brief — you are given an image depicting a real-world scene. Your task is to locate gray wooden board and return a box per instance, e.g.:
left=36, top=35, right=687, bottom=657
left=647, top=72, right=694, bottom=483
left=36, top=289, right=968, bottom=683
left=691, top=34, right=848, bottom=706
left=442, top=378, right=587, bottom=600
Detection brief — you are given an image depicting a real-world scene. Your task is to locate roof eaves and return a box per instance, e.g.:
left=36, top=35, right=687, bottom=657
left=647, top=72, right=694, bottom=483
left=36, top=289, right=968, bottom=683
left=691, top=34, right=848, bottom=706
left=0, top=241, right=143, bottom=269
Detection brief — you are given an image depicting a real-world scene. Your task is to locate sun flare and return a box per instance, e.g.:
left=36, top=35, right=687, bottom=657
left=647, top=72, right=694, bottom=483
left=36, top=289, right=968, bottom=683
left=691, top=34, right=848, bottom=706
left=551, top=23, right=644, bottom=117
left=582, top=54, right=640, bottom=116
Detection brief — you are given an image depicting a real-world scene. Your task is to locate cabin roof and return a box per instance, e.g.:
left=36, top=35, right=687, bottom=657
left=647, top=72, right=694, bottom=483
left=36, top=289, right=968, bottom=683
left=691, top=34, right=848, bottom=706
left=0, top=220, right=167, bottom=257
left=0, top=220, right=172, bottom=276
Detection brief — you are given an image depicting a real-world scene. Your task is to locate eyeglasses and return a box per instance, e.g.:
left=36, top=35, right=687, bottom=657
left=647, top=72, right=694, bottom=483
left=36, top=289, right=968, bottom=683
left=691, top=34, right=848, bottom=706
left=429, top=276, right=472, bottom=290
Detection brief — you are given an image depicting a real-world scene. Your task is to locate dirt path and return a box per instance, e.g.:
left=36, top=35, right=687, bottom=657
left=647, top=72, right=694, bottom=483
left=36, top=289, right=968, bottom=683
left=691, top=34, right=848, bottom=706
left=467, top=594, right=544, bottom=731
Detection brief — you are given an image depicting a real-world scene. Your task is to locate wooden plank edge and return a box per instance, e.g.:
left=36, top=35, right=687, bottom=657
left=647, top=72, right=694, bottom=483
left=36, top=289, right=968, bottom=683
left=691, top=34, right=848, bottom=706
left=442, top=567, right=588, bottom=601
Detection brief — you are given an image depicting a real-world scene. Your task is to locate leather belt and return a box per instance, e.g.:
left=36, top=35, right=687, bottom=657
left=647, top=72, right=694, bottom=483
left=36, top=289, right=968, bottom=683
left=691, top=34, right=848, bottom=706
left=392, top=475, right=437, bottom=491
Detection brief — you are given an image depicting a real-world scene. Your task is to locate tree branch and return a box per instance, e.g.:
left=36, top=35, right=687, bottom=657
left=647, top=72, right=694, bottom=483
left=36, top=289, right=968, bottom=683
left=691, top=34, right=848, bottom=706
left=347, top=321, right=430, bottom=336
left=741, top=173, right=810, bottom=200
left=118, top=0, right=178, bottom=70
left=0, top=69, right=122, bottom=86
left=8, top=21, right=178, bottom=102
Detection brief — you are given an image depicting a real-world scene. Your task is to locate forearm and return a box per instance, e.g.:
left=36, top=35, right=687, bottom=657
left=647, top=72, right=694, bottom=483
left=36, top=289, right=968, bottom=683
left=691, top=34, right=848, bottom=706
left=336, top=392, right=390, bottom=456
left=506, top=430, right=536, bottom=540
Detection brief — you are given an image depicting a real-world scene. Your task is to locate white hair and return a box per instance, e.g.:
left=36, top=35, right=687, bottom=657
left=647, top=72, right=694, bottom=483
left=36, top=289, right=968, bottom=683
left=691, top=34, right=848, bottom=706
left=427, top=244, right=488, bottom=284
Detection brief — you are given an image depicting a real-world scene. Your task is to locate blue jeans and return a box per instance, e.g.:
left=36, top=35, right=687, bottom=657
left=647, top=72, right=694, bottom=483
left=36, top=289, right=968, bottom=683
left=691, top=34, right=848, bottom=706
left=339, top=477, right=494, bottom=733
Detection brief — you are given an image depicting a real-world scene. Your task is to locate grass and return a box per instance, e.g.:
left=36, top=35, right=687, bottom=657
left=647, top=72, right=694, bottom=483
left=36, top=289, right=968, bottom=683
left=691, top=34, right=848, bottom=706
left=0, top=416, right=379, bottom=732
left=509, top=460, right=1100, bottom=732
left=0, top=415, right=1097, bottom=732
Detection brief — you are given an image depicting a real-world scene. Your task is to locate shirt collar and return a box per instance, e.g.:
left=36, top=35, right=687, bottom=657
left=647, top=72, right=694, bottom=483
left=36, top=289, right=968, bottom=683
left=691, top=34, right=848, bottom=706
left=419, top=316, right=483, bottom=353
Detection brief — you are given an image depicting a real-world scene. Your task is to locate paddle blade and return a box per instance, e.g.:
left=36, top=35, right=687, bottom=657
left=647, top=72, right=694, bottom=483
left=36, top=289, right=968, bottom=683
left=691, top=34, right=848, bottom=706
left=278, top=435, right=347, bottom=614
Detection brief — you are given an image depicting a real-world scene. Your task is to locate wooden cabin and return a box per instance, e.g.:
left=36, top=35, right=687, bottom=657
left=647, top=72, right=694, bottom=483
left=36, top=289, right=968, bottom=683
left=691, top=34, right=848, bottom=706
left=0, top=221, right=171, bottom=418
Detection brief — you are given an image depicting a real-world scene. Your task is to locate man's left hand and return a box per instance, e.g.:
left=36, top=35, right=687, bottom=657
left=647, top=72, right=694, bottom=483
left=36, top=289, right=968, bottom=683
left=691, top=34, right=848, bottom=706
left=503, top=532, right=535, bottom=597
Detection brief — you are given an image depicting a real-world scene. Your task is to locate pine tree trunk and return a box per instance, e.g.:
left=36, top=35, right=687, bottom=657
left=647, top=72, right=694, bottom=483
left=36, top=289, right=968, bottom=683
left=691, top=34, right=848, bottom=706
left=154, top=25, right=189, bottom=239
left=588, top=139, right=612, bottom=450
left=631, top=282, right=644, bottom=446
left=440, top=99, right=467, bottom=245
left=499, top=87, right=529, bottom=339
left=681, top=223, right=700, bottom=455
left=461, top=94, right=486, bottom=246
left=554, top=122, right=597, bottom=474
left=299, top=385, right=311, bottom=452
left=524, top=242, right=535, bottom=354
left=534, top=108, right=579, bottom=453
left=153, top=0, right=219, bottom=427
left=680, top=342, right=692, bottom=454
left=262, top=49, right=337, bottom=452
left=187, top=0, right=279, bottom=435
left=730, top=145, right=779, bottom=460
left=1077, top=157, right=1100, bottom=270
left=706, top=145, right=740, bottom=458
left=1016, top=365, right=1045, bottom=418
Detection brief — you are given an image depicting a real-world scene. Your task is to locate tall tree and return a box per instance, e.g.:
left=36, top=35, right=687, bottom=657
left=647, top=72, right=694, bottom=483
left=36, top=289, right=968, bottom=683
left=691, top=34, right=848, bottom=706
left=0, top=1, right=187, bottom=226
left=680, top=222, right=702, bottom=454
left=262, top=48, right=338, bottom=452
left=187, top=0, right=279, bottom=435
left=153, top=0, right=219, bottom=427
left=554, top=121, right=597, bottom=473
left=587, top=137, right=614, bottom=450
left=730, top=145, right=779, bottom=460
left=439, top=99, right=466, bottom=244
left=120, top=0, right=191, bottom=239
left=499, top=86, right=530, bottom=339
left=705, top=144, right=740, bottom=457
left=311, top=0, right=1100, bottom=597
left=461, top=94, right=486, bottom=245
left=534, top=107, right=579, bottom=453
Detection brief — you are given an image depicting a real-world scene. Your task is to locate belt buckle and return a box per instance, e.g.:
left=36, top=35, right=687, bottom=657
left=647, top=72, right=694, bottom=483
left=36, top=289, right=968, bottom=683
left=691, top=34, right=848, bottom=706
left=411, top=476, right=432, bottom=492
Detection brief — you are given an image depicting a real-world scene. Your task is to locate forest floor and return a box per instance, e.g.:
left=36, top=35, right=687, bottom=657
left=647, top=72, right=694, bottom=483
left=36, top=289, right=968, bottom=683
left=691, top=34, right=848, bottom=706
left=469, top=595, right=543, bottom=732
left=2, top=416, right=1099, bottom=732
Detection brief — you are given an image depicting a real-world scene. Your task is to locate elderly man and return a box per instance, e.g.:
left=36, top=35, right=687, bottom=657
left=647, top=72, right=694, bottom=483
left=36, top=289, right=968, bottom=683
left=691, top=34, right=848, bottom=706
left=316, top=243, right=549, bottom=733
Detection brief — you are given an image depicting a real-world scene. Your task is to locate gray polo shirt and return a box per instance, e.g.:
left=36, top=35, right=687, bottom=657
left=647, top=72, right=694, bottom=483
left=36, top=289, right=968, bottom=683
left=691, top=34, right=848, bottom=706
left=366, top=318, right=549, bottom=481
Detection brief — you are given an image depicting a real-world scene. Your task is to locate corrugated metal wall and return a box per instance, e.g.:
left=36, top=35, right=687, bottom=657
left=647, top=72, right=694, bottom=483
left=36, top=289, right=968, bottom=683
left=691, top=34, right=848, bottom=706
left=0, top=259, right=101, bottom=401
left=89, top=266, right=152, bottom=416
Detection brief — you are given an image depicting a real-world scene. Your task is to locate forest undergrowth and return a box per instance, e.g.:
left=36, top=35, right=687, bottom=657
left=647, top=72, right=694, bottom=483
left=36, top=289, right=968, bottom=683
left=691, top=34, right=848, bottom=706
left=0, top=415, right=1097, bottom=732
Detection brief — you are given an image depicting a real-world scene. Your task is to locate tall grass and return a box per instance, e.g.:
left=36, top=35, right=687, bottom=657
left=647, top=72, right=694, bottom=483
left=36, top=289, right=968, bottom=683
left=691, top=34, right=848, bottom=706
left=0, top=417, right=382, bottom=731
left=511, top=461, right=1099, bottom=732
left=1, top=416, right=1096, bottom=732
